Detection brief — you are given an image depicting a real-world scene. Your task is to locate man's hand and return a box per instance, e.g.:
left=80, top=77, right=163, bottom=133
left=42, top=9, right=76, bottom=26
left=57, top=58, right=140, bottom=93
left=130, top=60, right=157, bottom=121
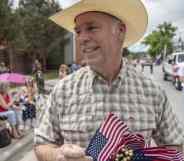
left=56, top=144, right=93, bottom=161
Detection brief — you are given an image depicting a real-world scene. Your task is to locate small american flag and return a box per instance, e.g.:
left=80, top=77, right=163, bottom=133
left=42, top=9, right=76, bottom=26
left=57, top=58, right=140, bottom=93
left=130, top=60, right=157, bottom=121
left=86, top=113, right=129, bottom=161
left=86, top=113, right=184, bottom=161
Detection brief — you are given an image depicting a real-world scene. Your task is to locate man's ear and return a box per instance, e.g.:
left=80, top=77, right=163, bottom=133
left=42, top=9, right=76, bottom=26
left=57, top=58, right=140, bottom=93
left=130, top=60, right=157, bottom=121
left=119, top=23, right=126, bottom=33
left=118, top=23, right=126, bottom=41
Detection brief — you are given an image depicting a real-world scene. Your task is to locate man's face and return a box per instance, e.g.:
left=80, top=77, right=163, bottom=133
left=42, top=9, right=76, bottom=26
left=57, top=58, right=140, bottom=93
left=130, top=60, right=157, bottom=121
left=74, top=12, right=125, bottom=74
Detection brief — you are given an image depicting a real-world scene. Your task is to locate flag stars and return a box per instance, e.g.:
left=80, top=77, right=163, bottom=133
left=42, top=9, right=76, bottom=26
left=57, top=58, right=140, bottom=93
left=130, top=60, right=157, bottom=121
left=86, top=130, right=108, bottom=161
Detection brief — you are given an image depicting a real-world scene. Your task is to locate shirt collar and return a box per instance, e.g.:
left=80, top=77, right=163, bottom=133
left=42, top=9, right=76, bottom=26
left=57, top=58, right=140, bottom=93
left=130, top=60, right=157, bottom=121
left=86, top=58, right=127, bottom=90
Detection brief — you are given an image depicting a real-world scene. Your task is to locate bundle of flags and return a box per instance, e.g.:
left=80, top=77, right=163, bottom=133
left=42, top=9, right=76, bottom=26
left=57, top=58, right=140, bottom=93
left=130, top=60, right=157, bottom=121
left=86, top=113, right=184, bottom=161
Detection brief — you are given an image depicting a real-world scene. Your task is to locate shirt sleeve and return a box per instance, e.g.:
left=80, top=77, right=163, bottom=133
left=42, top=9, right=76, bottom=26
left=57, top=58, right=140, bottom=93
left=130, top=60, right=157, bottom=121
left=152, top=89, right=184, bottom=146
left=34, top=89, right=64, bottom=146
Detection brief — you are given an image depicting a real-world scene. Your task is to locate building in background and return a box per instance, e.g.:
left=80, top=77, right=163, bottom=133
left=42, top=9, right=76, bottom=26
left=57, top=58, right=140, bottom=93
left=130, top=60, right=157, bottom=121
left=0, top=32, right=74, bottom=74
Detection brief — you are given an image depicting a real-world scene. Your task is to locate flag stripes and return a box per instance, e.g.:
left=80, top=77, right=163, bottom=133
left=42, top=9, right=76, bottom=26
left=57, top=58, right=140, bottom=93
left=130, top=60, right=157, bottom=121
left=86, top=113, right=184, bottom=161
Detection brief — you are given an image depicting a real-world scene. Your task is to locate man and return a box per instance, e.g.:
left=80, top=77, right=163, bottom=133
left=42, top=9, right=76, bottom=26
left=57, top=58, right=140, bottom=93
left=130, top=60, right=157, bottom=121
left=178, top=64, right=184, bottom=90
left=70, top=62, right=81, bottom=73
left=34, top=63, right=45, bottom=94
left=34, top=0, right=184, bottom=161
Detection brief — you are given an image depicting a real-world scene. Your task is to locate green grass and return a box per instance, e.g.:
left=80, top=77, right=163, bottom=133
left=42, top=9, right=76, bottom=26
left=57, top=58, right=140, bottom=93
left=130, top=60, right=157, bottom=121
left=44, top=70, right=58, bottom=80
left=10, top=70, right=58, bottom=90
left=9, top=70, right=58, bottom=91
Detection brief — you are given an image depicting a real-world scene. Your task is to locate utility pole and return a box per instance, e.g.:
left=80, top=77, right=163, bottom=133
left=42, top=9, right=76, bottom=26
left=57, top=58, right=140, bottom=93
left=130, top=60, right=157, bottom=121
left=163, top=44, right=167, bottom=60
left=176, top=29, right=184, bottom=52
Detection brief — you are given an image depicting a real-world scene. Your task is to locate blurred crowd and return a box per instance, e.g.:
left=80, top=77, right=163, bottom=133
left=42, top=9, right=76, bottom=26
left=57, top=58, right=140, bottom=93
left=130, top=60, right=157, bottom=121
left=0, top=62, right=10, bottom=74
left=0, top=78, right=36, bottom=140
left=0, top=60, right=83, bottom=148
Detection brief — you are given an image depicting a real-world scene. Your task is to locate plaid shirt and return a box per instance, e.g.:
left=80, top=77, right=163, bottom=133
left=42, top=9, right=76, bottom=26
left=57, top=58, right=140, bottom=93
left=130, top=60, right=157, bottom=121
left=34, top=64, right=184, bottom=148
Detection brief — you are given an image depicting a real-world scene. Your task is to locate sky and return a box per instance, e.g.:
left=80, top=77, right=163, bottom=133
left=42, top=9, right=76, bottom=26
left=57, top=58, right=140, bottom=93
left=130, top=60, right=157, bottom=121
left=13, top=0, right=184, bottom=52
left=132, top=0, right=184, bottom=51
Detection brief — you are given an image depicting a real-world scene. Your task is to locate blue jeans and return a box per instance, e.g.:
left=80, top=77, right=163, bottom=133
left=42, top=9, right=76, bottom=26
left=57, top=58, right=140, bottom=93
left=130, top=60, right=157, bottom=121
left=0, top=110, right=17, bottom=126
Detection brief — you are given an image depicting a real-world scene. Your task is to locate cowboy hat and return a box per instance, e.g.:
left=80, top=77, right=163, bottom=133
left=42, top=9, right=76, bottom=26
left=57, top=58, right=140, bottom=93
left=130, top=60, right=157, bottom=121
left=50, top=0, right=148, bottom=47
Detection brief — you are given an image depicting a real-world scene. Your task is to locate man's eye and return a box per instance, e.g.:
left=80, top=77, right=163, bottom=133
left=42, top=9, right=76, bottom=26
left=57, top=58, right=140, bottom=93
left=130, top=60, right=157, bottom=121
left=75, top=30, right=81, bottom=35
left=87, top=26, right=98, bottom=31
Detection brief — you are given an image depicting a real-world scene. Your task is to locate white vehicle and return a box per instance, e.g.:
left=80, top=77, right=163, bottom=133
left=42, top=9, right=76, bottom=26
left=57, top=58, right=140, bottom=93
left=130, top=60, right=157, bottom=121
left=162, top=51, right=184, bottom=90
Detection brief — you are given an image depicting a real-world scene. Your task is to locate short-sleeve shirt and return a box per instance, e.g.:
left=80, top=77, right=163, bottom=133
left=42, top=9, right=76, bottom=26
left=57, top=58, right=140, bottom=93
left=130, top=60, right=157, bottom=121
left=0, top=94, right=10, bottom=112
left=35, top=70, right=45, bottom=94
left=34, top=64, right=184, bottom=148
left=178, top=64, right=184, bottom=77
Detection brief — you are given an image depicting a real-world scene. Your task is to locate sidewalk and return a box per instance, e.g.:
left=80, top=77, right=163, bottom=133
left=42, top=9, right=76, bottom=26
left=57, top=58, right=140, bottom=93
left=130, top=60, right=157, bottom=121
left=1, top=79, right=58, bottom=161
left=1, top=130, right=33, bottom=161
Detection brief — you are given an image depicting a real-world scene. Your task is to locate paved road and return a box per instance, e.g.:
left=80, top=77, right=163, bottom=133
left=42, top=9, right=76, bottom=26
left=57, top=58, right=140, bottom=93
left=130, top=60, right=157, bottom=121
left=16, top=65, right=184, bottom=161
left=18, top=144, right=37, bottom=161
left=142, top=64, right=184, bottom=123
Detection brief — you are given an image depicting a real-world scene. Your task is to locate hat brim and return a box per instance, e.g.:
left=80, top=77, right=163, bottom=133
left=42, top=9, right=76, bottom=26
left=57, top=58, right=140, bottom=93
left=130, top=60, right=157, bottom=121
left=50, top=0, right=148, bottom=47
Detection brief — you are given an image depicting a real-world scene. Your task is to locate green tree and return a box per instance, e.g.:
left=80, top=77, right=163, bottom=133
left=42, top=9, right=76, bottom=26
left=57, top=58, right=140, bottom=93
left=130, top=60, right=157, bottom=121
left=0, top=0, right=17, bottom=46
left=143, top=22, right=177, bottom=58
left=0, top=0, right=24, bottom=70
left=17, top=0, right=66, bottom=69
left=123, top=47, right=131, bottom=57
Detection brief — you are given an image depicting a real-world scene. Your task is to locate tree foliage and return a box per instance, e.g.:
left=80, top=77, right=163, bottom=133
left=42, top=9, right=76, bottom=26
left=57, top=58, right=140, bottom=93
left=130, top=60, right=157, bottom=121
left=0, top=0, right=18, bottom=46
left=0, top=0, right=66, bottom=70
left=17, top=0, right=65, bottom=54
left=143, top=22, right=177, bottom=58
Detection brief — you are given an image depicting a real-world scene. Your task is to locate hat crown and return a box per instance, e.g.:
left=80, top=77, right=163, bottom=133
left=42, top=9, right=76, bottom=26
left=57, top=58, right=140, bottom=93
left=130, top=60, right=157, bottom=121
left=51, top=0, right=148, bottom=47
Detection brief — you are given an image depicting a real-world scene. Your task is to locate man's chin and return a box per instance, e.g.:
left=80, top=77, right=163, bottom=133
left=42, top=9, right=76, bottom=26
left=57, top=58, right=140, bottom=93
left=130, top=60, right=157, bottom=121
left=85, top=60, right=96, bottom=67
left=88, top=63, right=101, bottom=73
left=84, top=58, right=102, bottom=68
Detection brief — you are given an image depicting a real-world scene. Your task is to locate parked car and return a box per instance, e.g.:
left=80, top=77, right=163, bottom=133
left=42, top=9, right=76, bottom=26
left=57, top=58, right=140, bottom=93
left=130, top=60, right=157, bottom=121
left=162, top=51, right=184, bottom=90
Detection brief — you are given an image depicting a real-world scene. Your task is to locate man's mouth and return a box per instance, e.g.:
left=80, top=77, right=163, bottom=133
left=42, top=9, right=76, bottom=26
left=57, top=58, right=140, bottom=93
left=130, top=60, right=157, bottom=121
left=83, top=46, right=99, bottom=54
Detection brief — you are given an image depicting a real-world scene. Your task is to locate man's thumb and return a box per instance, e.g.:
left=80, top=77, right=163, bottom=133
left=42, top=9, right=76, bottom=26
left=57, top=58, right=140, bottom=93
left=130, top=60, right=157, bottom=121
left=85, top=156, right=93, bottom=161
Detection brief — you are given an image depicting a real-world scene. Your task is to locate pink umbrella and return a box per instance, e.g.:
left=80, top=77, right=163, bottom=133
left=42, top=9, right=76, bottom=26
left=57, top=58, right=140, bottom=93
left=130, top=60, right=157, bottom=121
left=0, top=73, right=27, bottom=84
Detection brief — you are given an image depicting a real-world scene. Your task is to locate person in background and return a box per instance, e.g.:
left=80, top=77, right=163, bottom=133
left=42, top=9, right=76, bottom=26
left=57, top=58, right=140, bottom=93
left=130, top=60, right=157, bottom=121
left=0, top=62, right=9, bottom=74
left=32, top=59, right=41, bottom=74
left=34, top=0, right=184, bottom=161
left=177, top=64, right=184, bottom=91
left=20, top=78, right=36, bottom=129
left=58, top=64, right=69, bottom=79
left=35, top=63, right=45, bottom=94
left=0, top=81, right=23, bottom=139
left=70, top=62, right=81, bottom=73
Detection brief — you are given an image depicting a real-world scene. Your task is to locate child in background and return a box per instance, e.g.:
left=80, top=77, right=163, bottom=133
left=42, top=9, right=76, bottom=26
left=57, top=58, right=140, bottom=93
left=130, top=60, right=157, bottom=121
left=58, top=64, right=69, bottom=79
left=21, top=78, right=36, bottom=130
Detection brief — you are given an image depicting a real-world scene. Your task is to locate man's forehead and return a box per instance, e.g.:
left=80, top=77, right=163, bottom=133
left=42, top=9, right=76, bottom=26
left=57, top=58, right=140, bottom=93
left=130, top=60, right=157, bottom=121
left=74, top=12, right=107, bottom=30
left=74, top=20, right=97, bottom=31
left=74, top=11, right=122, bottom=23
left=74, top=11, right=124, bottom=31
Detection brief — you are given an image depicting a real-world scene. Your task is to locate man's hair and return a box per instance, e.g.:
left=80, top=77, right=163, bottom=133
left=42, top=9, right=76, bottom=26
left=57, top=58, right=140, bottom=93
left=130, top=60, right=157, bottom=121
left=98, top=11, right=122, bottom=22
left=75, top=11, right=125, bottom=25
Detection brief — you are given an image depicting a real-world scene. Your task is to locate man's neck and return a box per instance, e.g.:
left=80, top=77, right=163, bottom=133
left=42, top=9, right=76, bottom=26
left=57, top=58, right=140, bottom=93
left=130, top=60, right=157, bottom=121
left=95, top=59, right=122, bottom=85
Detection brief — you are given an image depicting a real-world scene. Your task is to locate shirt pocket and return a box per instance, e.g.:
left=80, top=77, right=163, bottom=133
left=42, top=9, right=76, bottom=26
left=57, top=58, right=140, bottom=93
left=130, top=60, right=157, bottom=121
left=123, top=115, right=156, bottom=146
left=134, top=127, right=154, bottom=146
left=60, top=114, right=94, bottom=146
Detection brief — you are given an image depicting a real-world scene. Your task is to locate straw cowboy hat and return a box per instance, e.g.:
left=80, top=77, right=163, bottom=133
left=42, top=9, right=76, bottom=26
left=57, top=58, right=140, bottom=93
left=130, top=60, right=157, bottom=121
left=50, top=0, right=148, bottom=47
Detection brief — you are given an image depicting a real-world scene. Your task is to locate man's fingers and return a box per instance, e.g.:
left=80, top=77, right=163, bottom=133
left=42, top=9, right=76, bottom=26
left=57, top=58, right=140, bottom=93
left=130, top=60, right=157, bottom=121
left=56, top=153, right=66, bottom=161
left=65, top=156, right=93, bottom=161
left=84, top=156, right=93, bottom=161
left=57, top=144, right=93, bottom=161
left=61, top=144, right=85, bottom=158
